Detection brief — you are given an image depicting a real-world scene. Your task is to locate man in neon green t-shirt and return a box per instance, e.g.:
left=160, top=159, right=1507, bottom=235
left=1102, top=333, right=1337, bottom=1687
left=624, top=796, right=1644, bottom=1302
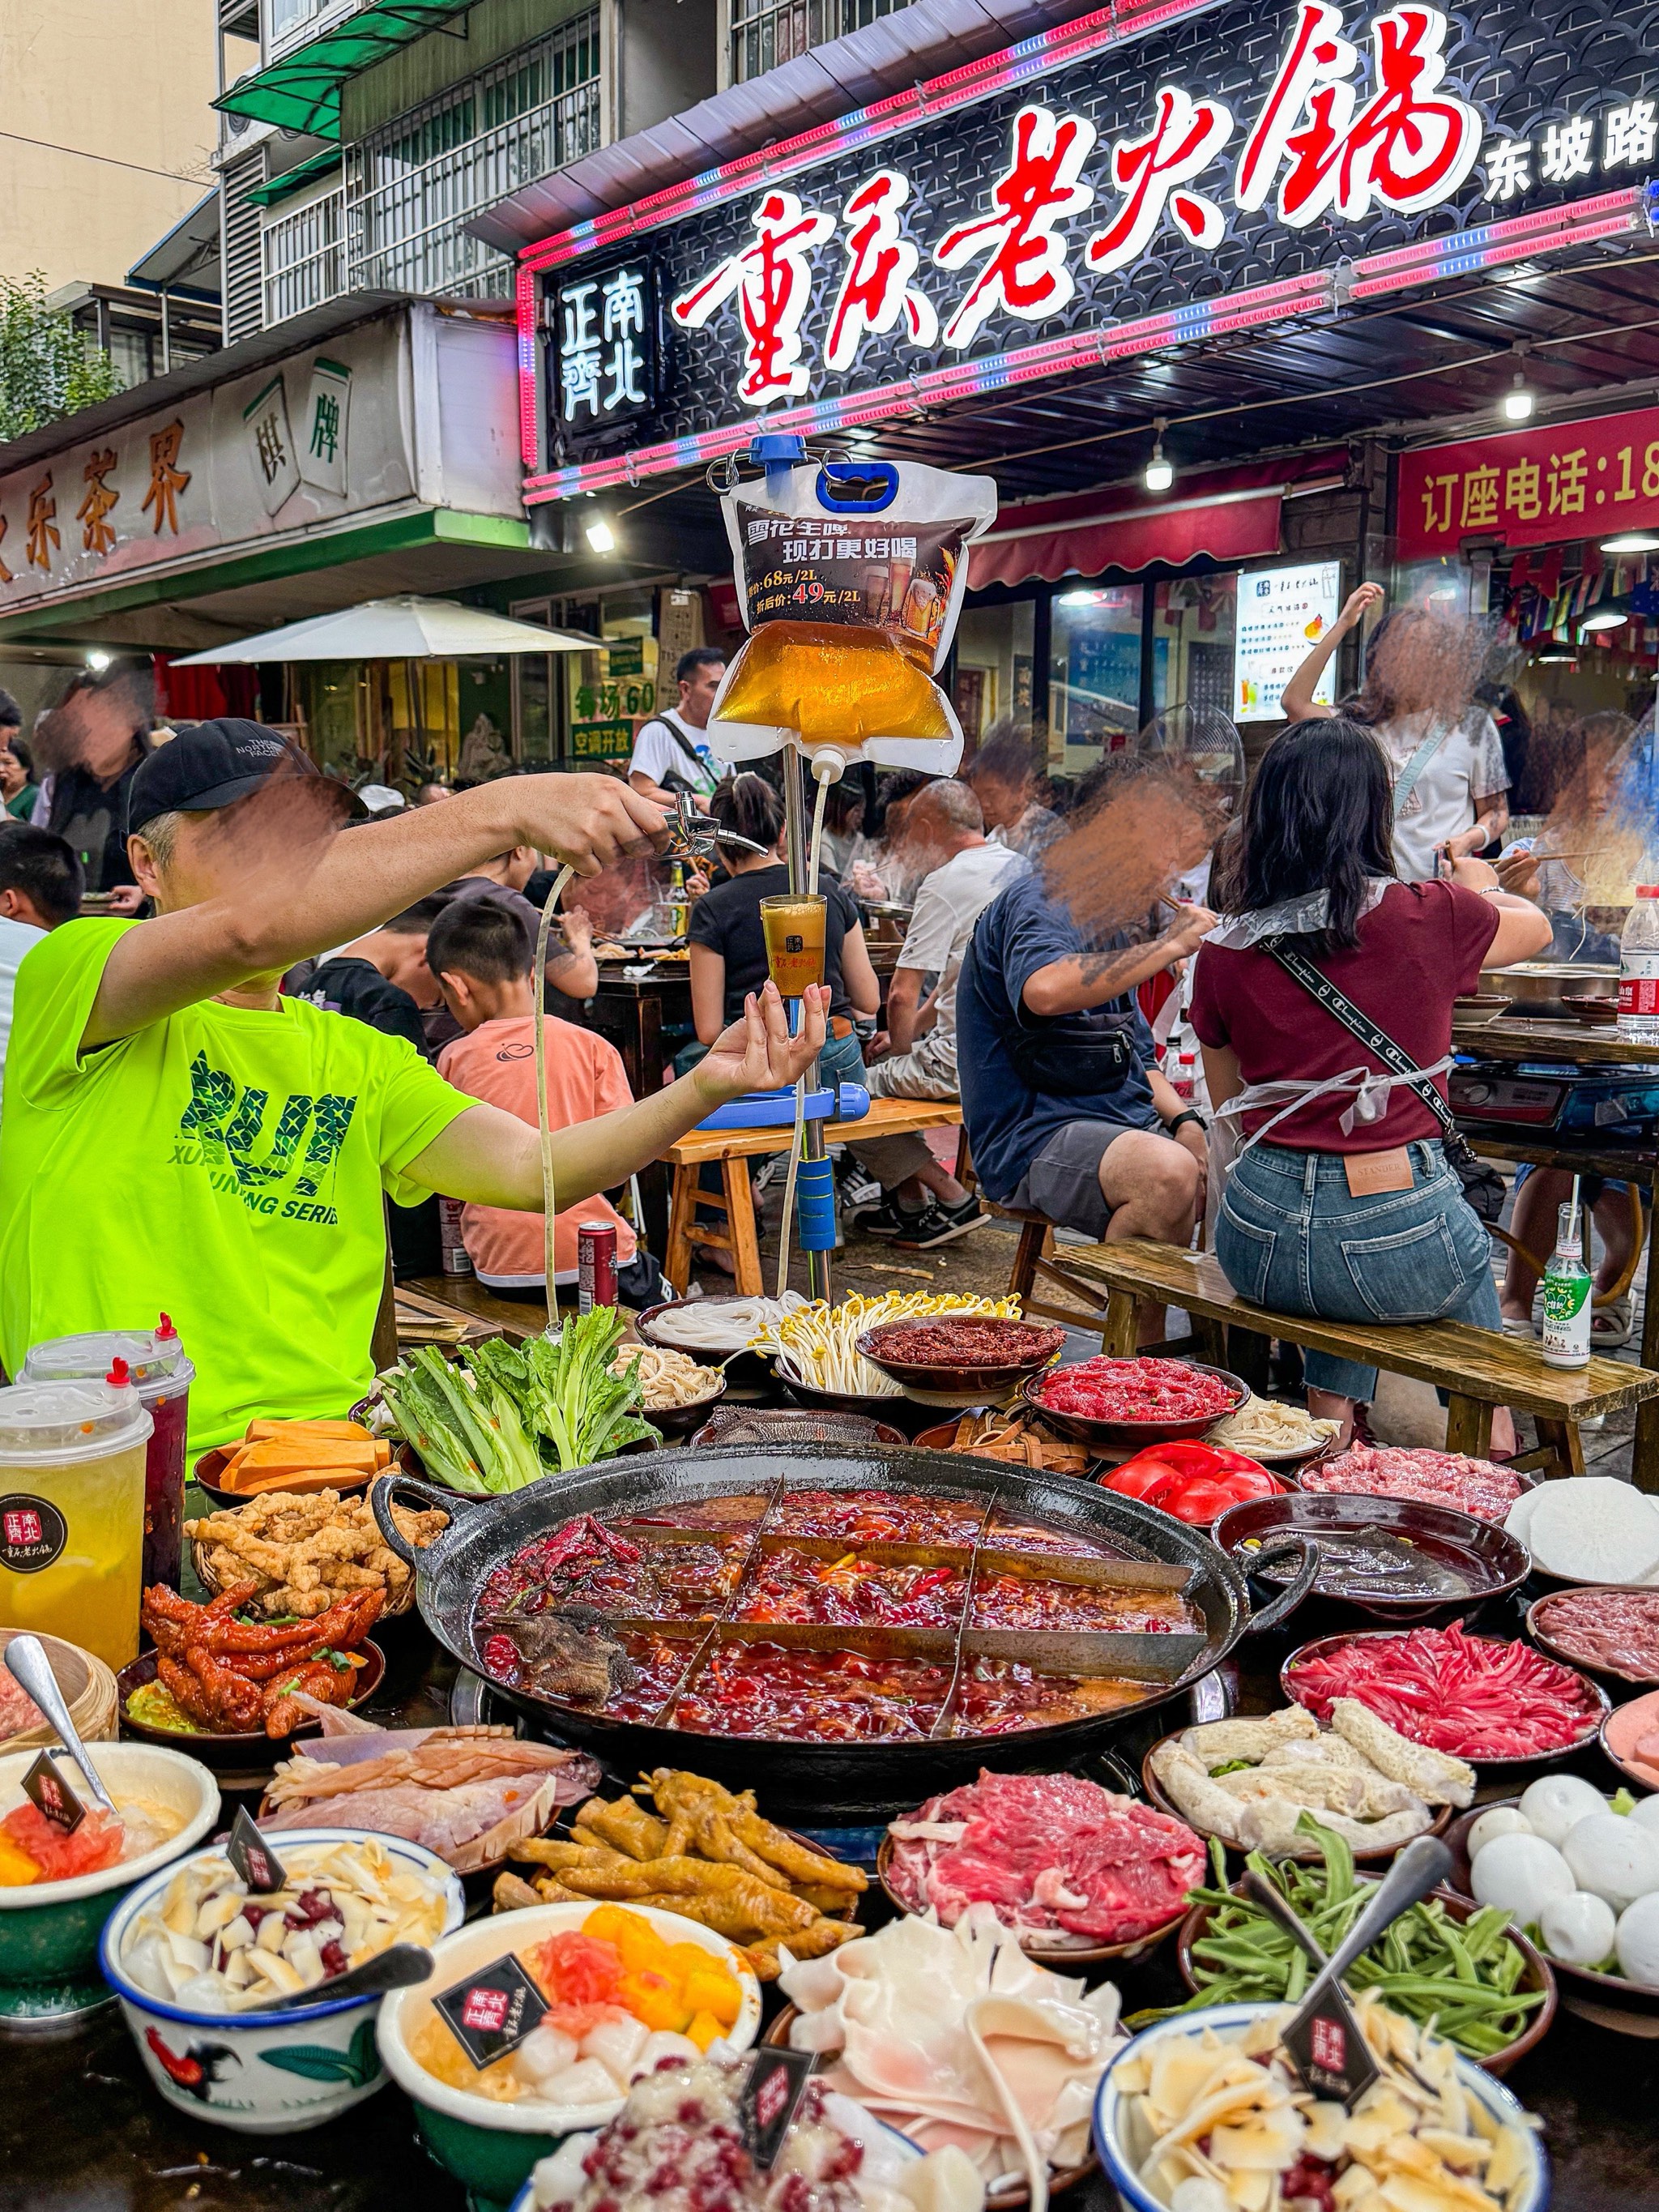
left=0, top=720, right=827, bottom=1455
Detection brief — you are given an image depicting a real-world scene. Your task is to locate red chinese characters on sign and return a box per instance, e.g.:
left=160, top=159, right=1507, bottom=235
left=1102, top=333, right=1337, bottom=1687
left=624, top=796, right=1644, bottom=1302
left=671, top=189, right=835, bottom=404
left=825, top=172, right=938, bottom=371
left=1088, top=87, right=1234, bottom=273
left=1237, top=1, right=1481, bottom=224
left=933, top=105, right=1096, bottom=348
left=1397, top=406, right=1659, bottom=560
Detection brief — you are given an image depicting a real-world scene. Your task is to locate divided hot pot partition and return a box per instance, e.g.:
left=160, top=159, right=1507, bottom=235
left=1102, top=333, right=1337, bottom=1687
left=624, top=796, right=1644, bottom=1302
left=373, top=1444, right=1316, bottom=1813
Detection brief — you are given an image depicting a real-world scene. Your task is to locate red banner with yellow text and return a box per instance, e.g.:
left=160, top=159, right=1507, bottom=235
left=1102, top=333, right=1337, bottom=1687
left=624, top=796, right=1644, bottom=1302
left=1397, top=408, right=1659, bottom=563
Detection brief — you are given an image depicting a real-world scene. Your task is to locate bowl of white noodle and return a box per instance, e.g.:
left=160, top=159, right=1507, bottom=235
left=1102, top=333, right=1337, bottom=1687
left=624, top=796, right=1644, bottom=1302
left=634, top=1296, right=807, bottom=1388
left=608, top=1342, right=727, bottom=1435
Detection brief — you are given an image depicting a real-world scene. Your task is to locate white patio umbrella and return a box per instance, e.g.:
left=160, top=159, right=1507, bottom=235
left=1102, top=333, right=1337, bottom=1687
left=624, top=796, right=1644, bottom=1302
left=171, top=593, right=600, bottom=662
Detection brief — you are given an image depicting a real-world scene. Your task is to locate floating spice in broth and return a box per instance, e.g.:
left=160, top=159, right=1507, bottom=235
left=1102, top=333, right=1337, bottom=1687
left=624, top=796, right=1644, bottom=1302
left=1244, top=1527, right=1474, bottom=1601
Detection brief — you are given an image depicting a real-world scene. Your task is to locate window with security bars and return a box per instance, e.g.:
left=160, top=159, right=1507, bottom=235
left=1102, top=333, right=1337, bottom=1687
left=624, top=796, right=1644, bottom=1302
left=346, top=17, right=601, bottom=299
left=730, top=0, right=908, bottom=83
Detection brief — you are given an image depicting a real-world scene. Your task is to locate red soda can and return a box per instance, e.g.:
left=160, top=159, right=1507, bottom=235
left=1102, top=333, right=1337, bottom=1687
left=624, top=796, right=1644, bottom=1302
left=438, top=1196, right=472, bottom=1277
left=578, top=1220, right=617, bottom=1312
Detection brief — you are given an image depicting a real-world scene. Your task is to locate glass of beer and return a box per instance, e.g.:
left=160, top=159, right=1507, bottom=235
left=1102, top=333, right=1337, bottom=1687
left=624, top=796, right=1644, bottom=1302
left=760, top=895, right=827, bottom=998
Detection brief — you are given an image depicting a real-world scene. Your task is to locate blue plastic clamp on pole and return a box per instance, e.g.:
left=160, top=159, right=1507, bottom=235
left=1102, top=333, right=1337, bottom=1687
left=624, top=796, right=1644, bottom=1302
left=795, top=1155, right=838, bottom=1251
left=751, top=429, right=808, bottom=492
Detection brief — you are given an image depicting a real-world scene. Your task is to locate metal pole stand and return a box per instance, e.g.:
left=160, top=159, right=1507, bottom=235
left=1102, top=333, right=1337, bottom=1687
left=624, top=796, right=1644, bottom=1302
left=783, top=741, right=833, bottom=1304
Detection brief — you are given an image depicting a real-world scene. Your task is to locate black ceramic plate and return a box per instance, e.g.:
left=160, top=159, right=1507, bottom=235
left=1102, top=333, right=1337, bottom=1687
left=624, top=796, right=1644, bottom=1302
left=117, top=1642, right=386, bottom=1774
left=1281, top=1626, right=1610, bottom=1773
left=1215, top=1491, right=1530, bottom=1623
left=1021, top=1360, right=1250, bottom=1446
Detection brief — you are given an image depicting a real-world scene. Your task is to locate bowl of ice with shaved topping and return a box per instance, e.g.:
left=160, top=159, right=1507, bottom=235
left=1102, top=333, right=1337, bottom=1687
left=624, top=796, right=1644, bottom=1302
left=0, top=1740, right=218, bottom=2028
left=1094, top=1996, right=1546, bottom=2212
left=100, top=1827, right=460, bottom=2131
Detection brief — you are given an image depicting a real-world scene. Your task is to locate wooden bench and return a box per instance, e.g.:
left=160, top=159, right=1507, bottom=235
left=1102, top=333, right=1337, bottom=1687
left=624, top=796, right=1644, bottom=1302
left=662, top=1096, right=964, bottom=1296
left=1059, top=1238, right=1659, bottom=1482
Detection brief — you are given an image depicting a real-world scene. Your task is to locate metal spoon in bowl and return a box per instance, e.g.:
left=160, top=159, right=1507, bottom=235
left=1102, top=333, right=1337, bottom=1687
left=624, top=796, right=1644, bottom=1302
left=242, top=1941, right=435, bottom=2013
left=2, top=1633, right=118, bottom=1814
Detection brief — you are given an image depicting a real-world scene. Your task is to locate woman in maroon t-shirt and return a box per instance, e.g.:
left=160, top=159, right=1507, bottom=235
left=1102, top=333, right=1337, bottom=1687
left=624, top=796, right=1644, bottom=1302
left=1189, top=719, right=1550, bottom=1441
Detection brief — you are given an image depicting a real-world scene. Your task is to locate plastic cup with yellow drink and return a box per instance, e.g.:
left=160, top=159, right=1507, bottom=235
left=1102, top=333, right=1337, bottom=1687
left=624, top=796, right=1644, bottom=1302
left=0, top=1366, right=151, bottom=1669
left=760, top=895, right=827, bottom=1000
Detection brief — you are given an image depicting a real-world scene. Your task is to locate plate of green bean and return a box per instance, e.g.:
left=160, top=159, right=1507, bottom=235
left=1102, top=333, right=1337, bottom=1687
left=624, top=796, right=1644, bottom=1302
left=1145, top=1816, right=1555, bottom=2075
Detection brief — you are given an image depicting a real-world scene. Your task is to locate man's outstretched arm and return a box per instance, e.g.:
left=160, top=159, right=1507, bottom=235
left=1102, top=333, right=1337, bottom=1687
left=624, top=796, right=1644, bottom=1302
left=86, top=773, right=666, bottom=1050
left=407, top=982, right=830, bottom=1211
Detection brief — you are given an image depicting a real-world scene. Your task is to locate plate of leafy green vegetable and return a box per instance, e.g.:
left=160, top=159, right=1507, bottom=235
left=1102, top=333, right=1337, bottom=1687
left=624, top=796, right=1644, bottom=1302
left=376, top=1309, right=660, bottom=1495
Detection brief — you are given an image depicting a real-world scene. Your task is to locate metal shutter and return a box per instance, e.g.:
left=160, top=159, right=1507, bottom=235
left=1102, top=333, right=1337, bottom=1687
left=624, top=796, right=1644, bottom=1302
left=220, top=146, right=267, bottom=341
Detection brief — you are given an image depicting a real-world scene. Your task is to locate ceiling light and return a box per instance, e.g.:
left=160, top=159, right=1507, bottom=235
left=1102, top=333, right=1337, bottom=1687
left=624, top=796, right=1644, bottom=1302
left=85, top=648, right=112, bottom=672
left=1535, top=647, right=1577, bottom=663
left=1500, top=342, right=1534, bottom=421
left=1602, top=531, right=1659, bottom=554
left=584, top=516, right=616, bottom=554
left=1145, top=417, right=1174, bottom=493
left=1057, top=589, right=1107, bottom=608
left=1580, top=606, right=1629, bottom=632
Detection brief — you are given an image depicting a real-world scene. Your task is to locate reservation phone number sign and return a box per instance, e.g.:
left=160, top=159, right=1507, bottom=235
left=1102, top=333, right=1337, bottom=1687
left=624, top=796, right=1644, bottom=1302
left=1397, top=405, right=1659, bottom=561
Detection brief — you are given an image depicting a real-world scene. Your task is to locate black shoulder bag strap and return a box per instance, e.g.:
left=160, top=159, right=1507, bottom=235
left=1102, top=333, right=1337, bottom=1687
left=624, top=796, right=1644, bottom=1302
left=1259, top=935, right=1506, bottom=1222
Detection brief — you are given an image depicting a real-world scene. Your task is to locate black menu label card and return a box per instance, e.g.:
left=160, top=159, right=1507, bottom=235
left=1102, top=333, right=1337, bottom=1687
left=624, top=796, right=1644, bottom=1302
left=740, top=2047, right=816, bottom=2169
left=21, top=1751, right=84, bottom=1834
left=434, top=1955, right=549, bottom=2069
left=227, top=1807, right=285, bottom=1894
left=1283, top=1992, right=1380, bottom=2108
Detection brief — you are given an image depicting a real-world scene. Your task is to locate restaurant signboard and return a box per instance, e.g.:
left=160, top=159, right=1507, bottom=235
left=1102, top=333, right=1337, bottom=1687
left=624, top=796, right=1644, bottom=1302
left=518, top=0, right=1659, bottom=502
left=1397, top=405, right=1659, bottom=562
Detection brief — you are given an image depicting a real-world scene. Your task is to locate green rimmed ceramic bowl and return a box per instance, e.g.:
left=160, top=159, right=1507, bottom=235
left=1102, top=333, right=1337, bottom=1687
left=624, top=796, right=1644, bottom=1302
left=377, top=1901, right=763, bottom=2212
left=0, top=1740, right=219, bottom=2027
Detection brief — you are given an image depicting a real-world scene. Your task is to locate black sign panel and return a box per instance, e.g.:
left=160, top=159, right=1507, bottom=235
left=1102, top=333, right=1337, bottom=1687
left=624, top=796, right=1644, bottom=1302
left=530, top=0, right=1659, bottom=463
left=548, top=257, right=659, bottom=459
left=433, top=1954, right=549, bottom=2069
left=21, top=1752, right=86, bottom=1836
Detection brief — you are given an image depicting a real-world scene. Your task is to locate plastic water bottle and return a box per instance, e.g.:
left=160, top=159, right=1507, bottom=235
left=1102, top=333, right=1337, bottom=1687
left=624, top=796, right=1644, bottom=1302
left=1171, top=1049, right=1198, bottom=1105
left=1541, top=1202, right=1592, bottom=1369
left=1617, top=883, right=1659, bottom=1044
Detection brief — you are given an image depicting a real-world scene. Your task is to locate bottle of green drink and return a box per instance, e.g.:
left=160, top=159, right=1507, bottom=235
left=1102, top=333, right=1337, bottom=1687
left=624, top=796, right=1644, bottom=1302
left=1541, top=1202, right=1592, bottom=1370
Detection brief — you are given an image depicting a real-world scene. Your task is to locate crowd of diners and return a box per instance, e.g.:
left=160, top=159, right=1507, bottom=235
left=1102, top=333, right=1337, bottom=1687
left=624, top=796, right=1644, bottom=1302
left=0, top=586, right=1648, bottom=1458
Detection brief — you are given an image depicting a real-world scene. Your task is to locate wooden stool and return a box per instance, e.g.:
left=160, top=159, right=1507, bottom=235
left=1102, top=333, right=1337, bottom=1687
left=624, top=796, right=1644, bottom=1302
left=660, top=1098, right=964, bottom=1296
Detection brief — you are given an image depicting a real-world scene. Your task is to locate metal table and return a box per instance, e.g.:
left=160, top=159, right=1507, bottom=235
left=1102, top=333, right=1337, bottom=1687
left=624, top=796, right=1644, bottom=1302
left=1453, top=1014, right=1659, bottom=1488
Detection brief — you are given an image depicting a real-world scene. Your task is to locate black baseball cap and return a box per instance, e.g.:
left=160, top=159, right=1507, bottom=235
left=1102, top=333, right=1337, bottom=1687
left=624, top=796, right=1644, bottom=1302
left=126, top=718, right=319, bottom=839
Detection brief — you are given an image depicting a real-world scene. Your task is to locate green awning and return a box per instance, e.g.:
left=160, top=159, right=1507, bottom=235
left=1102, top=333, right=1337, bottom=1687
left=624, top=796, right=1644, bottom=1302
left=245, top=149, right=343, bottom=207
left=215, top=1, right=476, bottom=137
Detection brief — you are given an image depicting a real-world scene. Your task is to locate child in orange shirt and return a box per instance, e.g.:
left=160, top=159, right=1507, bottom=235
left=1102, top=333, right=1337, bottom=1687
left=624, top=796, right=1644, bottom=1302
left=428, top=897, right=640, bottom=1296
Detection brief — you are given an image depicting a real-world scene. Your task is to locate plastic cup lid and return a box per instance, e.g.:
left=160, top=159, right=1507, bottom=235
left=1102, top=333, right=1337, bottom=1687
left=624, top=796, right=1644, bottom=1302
left=23, top=1326, right=194, bottom=1395
left=0, top=1377, right=154, bottom=1466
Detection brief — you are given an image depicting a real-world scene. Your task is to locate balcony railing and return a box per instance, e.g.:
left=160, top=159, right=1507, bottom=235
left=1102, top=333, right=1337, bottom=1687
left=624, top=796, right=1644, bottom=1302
left=730, top=0, right=909, bottom=82
left=262, top=185, right=347, bottom=325
left=346, top=49, right=601, bottom=301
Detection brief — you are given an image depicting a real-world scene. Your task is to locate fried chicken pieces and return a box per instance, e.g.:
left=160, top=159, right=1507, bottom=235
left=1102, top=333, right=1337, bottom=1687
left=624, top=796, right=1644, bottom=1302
left=493, top=1766, right=865, bottom=1979
left=139, top=1580, right=384, bottom=1737
left=185, top=1480, right=447, bottom=1620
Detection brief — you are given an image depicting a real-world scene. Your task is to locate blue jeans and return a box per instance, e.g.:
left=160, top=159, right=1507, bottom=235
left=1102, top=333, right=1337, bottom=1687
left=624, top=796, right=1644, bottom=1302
left=1215, top=1138, right=1502, bottom=1401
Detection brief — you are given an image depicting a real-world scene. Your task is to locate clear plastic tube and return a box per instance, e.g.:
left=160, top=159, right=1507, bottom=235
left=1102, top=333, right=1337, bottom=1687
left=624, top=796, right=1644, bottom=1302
left=774, top=765, right=833, bottom=1298
left=531, top=864, right=577, bottom=1312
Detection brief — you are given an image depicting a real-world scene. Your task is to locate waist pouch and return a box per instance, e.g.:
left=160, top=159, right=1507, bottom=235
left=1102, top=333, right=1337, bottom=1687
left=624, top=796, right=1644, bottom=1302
left=1005, top=1014, right=1133, bottom=1096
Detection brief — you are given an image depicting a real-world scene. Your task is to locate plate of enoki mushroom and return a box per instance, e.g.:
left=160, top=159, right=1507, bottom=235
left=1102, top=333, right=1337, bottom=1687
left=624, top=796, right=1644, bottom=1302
left=491, top=1766, right=867, bottom=1981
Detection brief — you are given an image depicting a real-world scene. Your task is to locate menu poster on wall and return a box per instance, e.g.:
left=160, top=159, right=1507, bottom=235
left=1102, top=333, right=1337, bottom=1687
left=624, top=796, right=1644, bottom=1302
left=1233, top=562, right=1342, bottom=722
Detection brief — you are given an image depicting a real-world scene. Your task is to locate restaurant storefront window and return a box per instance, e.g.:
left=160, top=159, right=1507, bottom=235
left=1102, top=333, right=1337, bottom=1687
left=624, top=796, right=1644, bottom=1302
left=951, top=600, right=1034, bottom=749
left=1049, top=584, right=1145, bottom=773
left=509, top=587, right=661, bottom=766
